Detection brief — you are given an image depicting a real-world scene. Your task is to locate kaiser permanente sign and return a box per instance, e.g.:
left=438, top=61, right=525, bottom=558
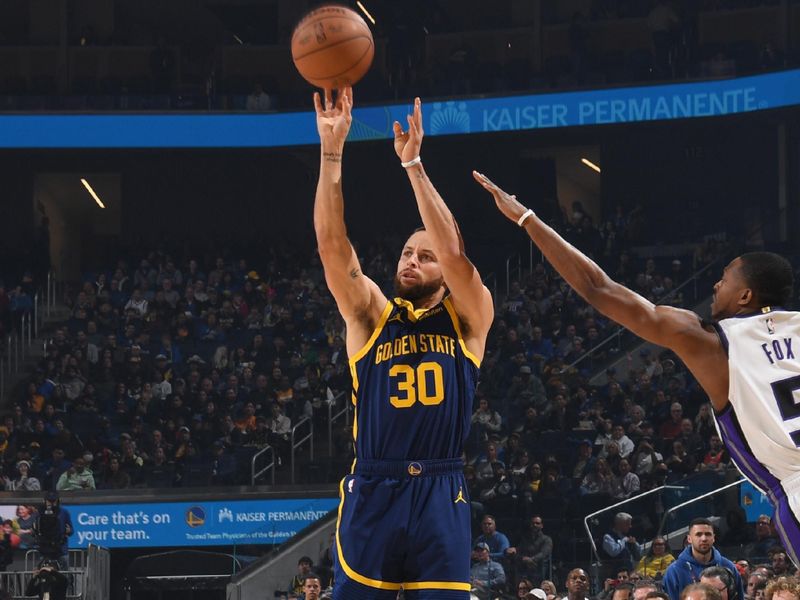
left=0, top=498, right=338, bottom=549
left=3, top=68, right=798, bottom=148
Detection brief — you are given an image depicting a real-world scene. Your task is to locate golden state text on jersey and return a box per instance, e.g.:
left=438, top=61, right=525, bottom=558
left=348, top=296, right=481, bottom=461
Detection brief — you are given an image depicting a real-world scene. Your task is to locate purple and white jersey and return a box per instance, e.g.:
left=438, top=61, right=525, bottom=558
left=713, top=308, right=800, bottom=499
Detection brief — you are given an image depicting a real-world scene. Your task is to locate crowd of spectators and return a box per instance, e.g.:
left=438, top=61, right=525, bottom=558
left=2, top=242, right=363, bottom=491
left=277, top=514, right=800, bottom=599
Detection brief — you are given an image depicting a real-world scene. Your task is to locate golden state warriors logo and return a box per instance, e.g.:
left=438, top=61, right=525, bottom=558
left=408, top=462, right=423, bottom=476
left=186, top=506, right=206, bottom=528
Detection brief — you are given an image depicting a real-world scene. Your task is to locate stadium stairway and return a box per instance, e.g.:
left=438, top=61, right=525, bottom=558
left=587, top=292, right=714, bottom=387
left=0, top=303, right=71, bottom=409
left=226, top=508, right=337, bottom=598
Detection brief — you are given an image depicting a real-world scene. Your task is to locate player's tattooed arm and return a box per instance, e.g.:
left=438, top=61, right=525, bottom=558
left=314, top=87, right=386, bottom=325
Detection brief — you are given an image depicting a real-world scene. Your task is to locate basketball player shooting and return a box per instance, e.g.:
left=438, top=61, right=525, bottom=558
left=473, top=170, right=800, bottom=565
left=314, top=89, right=493, bottom=599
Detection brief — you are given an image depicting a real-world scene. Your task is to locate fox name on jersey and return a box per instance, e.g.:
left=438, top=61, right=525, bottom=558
left=760, top=336, right=795, bottom=364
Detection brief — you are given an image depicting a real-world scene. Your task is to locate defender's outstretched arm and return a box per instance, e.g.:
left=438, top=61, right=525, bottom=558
left=472, top=171, right=729, bottom=409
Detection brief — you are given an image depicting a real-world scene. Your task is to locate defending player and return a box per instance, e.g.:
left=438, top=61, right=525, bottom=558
left=473, top=170, right=800, bottom=565
left=314, top=88, right=493, bottom=599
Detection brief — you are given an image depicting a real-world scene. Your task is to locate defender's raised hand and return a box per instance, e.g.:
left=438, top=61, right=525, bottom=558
left=472, top=170, right=531, bottom=224
left=314, top=86, right=353, bottom=147
left=393, top=97, right=424, bottom=163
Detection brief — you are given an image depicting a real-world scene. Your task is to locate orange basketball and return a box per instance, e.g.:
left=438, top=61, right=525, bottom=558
left=291, top=5, right=374, bottom=89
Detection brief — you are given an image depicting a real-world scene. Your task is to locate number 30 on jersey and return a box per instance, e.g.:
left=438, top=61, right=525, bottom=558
left=389, top=362, right=445, bottom=408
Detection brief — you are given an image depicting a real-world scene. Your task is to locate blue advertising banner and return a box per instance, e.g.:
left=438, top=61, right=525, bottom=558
left=0, top=497, right=339, bottom=549
left=1, top=69, right=799, bottom=148
left=740, top=481, right=774, bottom=522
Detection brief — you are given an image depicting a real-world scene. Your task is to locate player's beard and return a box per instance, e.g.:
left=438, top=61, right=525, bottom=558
left=393, top=273, right=445, bottom=303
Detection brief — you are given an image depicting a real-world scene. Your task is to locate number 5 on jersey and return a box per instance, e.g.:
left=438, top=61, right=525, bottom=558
left=771, top=374, right=800, bottom=445
left=390, top=362, right=445, bottom=408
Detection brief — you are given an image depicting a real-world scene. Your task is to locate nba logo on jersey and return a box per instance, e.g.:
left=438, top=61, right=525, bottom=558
left=766, top=317, right=776, bottom=334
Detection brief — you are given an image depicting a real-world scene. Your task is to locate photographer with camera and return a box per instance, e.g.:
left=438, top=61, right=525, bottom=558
left=32, top=491, right=72, bottom=571
left=25, top=558, right=68, bottom=600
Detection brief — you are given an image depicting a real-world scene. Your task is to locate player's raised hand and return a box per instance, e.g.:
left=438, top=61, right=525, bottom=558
left=472, top=170, right=531, bottom=224
left=313, top=86, right=353, bottom=147
left=393, top=97, right=424, bottom=163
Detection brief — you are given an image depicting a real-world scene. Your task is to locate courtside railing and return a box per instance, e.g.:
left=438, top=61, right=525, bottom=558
left=657, top=477, right=747, bottom=537
left=583, top=483, right=691, bottom=566
left=327, top=391, right=349, bottom=456
left=290, top=417, right=314, bottom=484
left=251, top=445, right=276, bottom=486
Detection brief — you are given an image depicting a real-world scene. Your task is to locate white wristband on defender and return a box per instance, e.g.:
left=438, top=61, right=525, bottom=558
left=401, top=156, right=422, bottom=168
left=517, top=209, right=534, bottom=227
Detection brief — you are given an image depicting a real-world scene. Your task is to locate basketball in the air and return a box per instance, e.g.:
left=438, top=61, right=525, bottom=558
left=291, top=5, right=374, bottom=89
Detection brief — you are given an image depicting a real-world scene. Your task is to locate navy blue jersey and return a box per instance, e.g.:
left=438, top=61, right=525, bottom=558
left=348, top=296, right=481, bottom=461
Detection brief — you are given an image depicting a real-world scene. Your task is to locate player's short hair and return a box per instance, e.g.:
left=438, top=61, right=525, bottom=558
left=410, top=221, right=465, bottom=254
left=303, top=573, right=322, bottom=585
left=739, top=252, right=794, bottom=308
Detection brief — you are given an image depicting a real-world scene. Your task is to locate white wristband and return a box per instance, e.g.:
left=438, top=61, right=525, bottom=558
left=401, top=156, right=422, bottom=168
left=517, top=209, right=534, bottom=227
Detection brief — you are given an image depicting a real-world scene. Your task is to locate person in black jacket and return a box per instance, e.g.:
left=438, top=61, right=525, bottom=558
left=511, top=515, right=553, bottom=585
left=25, top=559, right=67, bottom=600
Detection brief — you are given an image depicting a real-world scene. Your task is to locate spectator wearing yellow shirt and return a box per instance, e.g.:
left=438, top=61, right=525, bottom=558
left=637, top=537, right=675, bottom=579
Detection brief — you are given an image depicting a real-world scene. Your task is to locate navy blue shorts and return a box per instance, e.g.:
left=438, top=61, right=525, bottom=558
left=333, top=458, right=471, bottom=600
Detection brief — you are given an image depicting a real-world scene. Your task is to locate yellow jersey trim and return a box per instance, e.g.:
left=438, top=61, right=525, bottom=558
left=351, top=404, right=358, bottom=444
left=335, top=477, right=470, bottom=591
left=349, top=300, right=394, bottom=367
left=335, top=478, right=402, bottom=590
left=403, top=581, right=472, bottom=591
left=442, top=297, right=481, bottom=368
left=349, top=366, right=359, bottom=396
left=348, top=300, right=393, bottom=403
